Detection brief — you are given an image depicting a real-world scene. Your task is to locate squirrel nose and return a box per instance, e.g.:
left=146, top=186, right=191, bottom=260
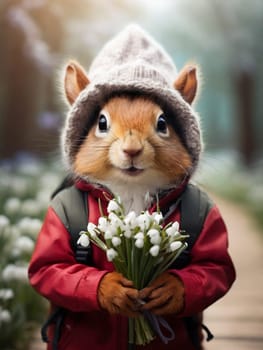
left=123, top=147, right=142, bottom=157
left=122, top=131, right=143, bottom=158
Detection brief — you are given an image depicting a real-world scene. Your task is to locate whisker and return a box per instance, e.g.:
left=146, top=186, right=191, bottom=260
left=172, top=157, right=190, bottom=177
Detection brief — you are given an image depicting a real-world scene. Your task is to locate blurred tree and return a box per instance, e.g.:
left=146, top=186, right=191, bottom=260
left=0, top=0, right=137, bottom=158
left=210, top=0, right=261, bottom=166
left=163, top=0, right=263, bottom=165
left=0, top=0, right=60, bottom=157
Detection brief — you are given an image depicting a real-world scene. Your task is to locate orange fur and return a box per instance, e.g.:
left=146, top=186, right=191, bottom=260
left=64, top=61, right=89, bottom=104
left=74, top=96, right=192, bottom=189
left=174, top=64, right=198, bottom=104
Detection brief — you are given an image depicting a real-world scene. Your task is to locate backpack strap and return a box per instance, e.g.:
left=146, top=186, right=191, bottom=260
left=175, top=184, right=214, bottom=345
left=41, top=186, right=91, bottom=350
left=50, top=174, right=74, bottom=199
left=180, top=183, right=213, bottom=245
left=166, top=183, right=214, bottom=269
left=50, top=186, right=92, bottom=265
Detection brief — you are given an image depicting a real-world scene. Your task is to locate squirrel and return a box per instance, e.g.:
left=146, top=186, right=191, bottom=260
left=29, top=25, right=235, bottom=350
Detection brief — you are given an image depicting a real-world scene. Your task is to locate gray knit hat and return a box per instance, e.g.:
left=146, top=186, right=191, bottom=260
left=62, top=24, right=202, bottom=174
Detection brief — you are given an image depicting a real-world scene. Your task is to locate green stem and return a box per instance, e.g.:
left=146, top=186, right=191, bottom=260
left=132, top=246, right=141, bottom=289
left=125, top=238, right=132, bottom=280
left=149, top=243, right=187, bottom=284
left=134, top=316, right=155, bottom=345
left=140, top=253, right=157, bottom=288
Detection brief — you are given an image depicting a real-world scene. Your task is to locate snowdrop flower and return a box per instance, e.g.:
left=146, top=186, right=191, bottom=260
left=149, top=245, right=160, bottom=257
left=13, top=236, right=34, bottom=254
left=87, top=222, right=97, bottom=237
left=147, top=229, right=161, bottom=245
left=134, top=232, right=144, bottom=240
left=106, top=248, right=118, bottom=262
left=108, top=212, right=120, bottom=223
left=2, top=264, right=28, bottom=282
left=171, top=221, right=179, bottom=231
left=170, top=241, right=183, bottom=252
left=108, top=213, right=123, bottom=230
left=17, top=217, right=42, bottom=237
left=150, top=235, right=161, bottom=245
left=135, top=238, right=144, bottom=249
left=152, top=212, right=163, bottom=224
left=137, top=213, right=151, bottom=231
left=4, top=197, right=21, bottom=215
left=123, top=227, right=132, bottom=238
left=124, top=211, right=137, bottom=229
left=98, top=217, right=108, bottom=232
left=112, top=236, right=122, bottom=247
left=166, top=221, right=180, bottom=237
left=0, top=289, right=14, bottom=300
left=21, top=199, right=41, bottom=216
left=147, top=229, right=159, bottom=236
left=77, top=233, right=90, bottom=247
left=0, top=215, right=10, bottom=232
left=7, top=226, right=20, bottom=240
left=0, top=308, right=11, bottom=324
left=104, top=230, right=114, bottom=240
left=29, top=218, right=42, bottom=233
left=107, top=200, right=120, bottom=213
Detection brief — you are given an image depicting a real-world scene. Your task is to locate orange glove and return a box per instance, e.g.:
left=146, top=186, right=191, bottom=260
left=98, top=272, right=140, bottom=318
left=138, top=272, right=185, bottom=316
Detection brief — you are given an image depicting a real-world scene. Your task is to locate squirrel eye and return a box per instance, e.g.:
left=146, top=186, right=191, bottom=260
left=98, top=114, right=108, bottom=131
left=96, top=111, right=110, bottom=137
left=156, top=114, right=169, bottom=136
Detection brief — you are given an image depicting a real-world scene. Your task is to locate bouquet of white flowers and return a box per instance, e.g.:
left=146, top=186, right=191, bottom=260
left=78, top=197, right=188, bottom=346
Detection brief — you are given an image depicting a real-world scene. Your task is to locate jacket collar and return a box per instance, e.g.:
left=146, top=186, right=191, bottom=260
left=75, top=178, right=189, bottom=213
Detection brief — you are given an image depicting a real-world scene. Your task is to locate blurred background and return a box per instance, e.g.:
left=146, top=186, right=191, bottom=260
left=0, top=0, right=263, bottom=163
left=0, top=0, right=262, bottom=349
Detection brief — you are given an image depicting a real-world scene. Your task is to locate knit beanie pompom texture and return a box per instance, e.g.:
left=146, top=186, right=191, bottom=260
left=62, top=24, right=202, bottom=174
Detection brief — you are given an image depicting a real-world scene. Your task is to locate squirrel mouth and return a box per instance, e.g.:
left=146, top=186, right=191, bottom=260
left=122, top=166, right=144, bottom=176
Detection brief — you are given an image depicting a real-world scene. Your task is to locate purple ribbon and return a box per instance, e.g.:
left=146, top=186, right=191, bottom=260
left=143, top=311, right=175, bottom=344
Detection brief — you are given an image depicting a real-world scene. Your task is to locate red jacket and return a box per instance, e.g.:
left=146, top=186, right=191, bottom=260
left=28, top=181, right=235, bottom=350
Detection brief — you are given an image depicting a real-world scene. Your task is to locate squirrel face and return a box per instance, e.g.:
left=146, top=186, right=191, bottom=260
left=62, top=26, right=202, bottom=209
left=73, top=96, right=192, bottom=191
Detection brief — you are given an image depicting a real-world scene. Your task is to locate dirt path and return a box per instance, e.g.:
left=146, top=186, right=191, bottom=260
left=30, top=194, right=263, bottom=350
left=205, top=194, right=263, bottom=350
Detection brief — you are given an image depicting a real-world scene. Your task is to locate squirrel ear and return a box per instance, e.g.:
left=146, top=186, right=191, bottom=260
left=64, top=60, right=90, bottom=104
left=174, top=65, right=198, bottom=104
